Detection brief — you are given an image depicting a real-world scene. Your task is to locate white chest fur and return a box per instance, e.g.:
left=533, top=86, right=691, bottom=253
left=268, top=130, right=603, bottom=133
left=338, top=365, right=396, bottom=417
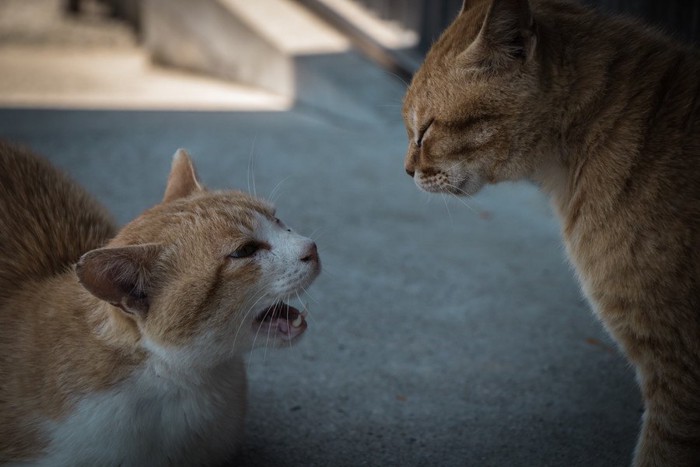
left=29, top=357, right=247, bottom=467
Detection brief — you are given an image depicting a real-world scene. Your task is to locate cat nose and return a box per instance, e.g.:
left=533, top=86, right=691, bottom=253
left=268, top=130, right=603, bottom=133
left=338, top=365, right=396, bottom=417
left=300, top=242, right=318, bottom=263
left=405, top=153, right=416, bottom=177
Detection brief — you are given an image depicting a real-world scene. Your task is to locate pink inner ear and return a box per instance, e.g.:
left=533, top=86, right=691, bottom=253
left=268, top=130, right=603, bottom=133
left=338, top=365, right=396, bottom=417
left=163, top=149, right=203, bottom=203
left=76, top=245, right=161, bottom=317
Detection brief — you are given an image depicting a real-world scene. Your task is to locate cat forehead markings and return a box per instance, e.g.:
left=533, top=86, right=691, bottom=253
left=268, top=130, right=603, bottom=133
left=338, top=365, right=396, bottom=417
left=121, top=191, right=276, bottom=249
left=176, top=192, right=274, bottom=227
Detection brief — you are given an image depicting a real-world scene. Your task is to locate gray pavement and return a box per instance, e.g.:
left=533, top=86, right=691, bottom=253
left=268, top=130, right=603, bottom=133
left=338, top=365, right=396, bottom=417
left=0, top=1, right=640, bottom=466
left=0, top=105, right=639, bottom=466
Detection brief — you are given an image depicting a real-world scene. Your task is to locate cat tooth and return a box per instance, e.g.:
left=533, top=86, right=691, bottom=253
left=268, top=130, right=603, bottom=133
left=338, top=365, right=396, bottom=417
left=292, top=314, right=304, bottom=328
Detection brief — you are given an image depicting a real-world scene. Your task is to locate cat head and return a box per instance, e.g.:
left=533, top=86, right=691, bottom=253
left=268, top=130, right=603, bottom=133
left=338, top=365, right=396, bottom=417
left=76, top=150, right=320, bottom=364
left=403, top=0, right=554, bottom=196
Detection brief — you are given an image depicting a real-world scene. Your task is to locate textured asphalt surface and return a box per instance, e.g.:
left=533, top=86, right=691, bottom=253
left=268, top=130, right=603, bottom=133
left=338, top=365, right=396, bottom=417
left=0, top=2, right=641, bottom=466
left=0, top=105, right=640, bottom=467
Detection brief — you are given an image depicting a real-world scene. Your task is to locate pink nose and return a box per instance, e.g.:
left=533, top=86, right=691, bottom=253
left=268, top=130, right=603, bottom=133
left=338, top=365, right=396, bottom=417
left=300, top=242, right=318, bottom=263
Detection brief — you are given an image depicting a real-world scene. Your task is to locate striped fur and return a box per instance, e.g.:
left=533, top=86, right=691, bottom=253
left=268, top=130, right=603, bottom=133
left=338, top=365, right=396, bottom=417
left=403, top=1, right=700, bottom=465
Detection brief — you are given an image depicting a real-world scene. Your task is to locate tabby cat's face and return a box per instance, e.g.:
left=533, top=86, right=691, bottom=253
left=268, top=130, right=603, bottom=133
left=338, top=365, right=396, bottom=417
left=403, top=0, right=547, bottom=196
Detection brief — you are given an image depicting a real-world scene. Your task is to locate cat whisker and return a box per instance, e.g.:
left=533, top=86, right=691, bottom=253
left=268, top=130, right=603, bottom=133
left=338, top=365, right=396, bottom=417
left=380, top=69, right=410, bottom=88
left=443, top=183, right=480, bottom=215
left=297, top=283, right=319, bottom=305
left=261, top=298, right=280, bottom=361
left=224, top=288, right=266, bottom=372
left=441, top=193, right=454, bottom=223
left=308, top=226, right=330, bottom=242
left=263, top=297, right=281, bottom=360
left=448, top=194, right=479, bottom=215
left=295, top=291, right=315, bottom=327
left=315, top=260, right=338, bottom=280
left=233, top=289, right=270, bottom=353
left=247, top=135, right=258, bottom=198
left=443, top=182, right=474, bottom=199
left=309, top=228, right=339, bottom=248
left=287, top=300, right=295, bottom=351
left=444, top=160, right=470, bottom=179
left=249, top=293, right=277, bottom=354
left=235, top=291, right=265, bottom=347
left=267, top=175, right=292, bottom=205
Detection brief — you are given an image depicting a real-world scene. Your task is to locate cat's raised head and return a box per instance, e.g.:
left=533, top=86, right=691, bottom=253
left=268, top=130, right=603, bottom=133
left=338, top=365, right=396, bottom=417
left=76, top=149, right=320, bottom=364
left=403, top=0, right=557, bottom=196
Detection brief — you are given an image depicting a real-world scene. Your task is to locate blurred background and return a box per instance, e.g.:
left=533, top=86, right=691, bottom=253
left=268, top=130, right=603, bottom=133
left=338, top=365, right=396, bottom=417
left=0, top=1, right=698, bottom=466
left=1, top=0, right=698, bottom=112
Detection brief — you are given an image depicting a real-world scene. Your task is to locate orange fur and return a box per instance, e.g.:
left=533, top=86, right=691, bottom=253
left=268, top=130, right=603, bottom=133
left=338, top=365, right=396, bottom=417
left=403, top=1, right=700, bottom=465
left=0, top=143, right=319, bottom=465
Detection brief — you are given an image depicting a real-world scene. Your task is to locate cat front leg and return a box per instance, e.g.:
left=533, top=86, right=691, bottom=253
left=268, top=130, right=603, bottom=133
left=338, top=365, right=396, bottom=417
left=634, top=415, right=700, bottom=467
left=633, top=368, right=700, bottom=467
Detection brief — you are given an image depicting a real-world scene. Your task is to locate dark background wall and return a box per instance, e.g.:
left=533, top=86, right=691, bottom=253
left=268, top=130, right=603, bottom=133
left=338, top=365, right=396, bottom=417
left=349, top=0, right=700, bottom=53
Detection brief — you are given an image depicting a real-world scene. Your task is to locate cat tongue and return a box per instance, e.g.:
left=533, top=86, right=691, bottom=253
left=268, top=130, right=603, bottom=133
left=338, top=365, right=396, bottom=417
left=256, top=303, right=307, bottom=340
left=276, top=314, right=306, bottom=338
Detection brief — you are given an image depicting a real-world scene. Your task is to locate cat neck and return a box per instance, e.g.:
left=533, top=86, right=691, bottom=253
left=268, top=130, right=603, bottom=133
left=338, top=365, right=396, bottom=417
left=42, top=271, right=146, bottom=358
left=50, top=272, right=233, bottom=384
left=533, top=9, right=695, bottom=217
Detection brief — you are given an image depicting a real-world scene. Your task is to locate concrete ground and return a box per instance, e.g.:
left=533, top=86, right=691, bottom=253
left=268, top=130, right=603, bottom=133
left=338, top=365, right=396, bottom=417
left=0, top=2, right=641, bottom=466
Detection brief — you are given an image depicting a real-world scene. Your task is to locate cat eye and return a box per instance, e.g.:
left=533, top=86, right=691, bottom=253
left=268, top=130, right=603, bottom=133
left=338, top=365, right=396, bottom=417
left=229, top=242, right=260, bottom=259
left=416, top=118, right=434, bottom=147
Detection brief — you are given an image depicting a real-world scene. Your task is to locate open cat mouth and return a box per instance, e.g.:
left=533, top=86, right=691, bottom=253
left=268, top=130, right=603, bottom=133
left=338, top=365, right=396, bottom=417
left=254, top=302, right=307, bottom=341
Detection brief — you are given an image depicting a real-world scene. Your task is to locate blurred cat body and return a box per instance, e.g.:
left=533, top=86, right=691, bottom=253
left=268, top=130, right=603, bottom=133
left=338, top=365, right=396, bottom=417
left=0, top=143, right=320, bottom=466
left=403, top=0, right=700, bottom=465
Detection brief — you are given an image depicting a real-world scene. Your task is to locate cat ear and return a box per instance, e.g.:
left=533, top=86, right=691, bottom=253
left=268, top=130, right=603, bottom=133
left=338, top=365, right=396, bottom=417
left=76, top=244, right=162, bottom=318
left=163, top=149, right=203, bottom=203
left=460, top=0, right=476, bottom=13
left=461, top=0, right=535, bottom=70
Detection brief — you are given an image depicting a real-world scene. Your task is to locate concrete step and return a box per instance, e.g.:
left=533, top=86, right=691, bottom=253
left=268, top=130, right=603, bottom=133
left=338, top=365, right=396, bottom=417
left=142, top=0, right=407, bottom=124
left=0, top=45, right=292, bottom=111
left=0, top=0, right=292, bottom=111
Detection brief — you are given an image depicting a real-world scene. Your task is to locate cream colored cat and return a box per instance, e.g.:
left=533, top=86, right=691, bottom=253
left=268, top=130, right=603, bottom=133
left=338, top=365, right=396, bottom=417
left=0, top=142, right=320, bottom=466
left=403, top=0, right=700, bottom=465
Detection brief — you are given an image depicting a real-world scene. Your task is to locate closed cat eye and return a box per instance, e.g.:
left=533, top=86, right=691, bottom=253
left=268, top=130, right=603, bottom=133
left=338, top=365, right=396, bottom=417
left=416, top=118, right=434, bottom=147
left=229, top=242, right=260, bottom=259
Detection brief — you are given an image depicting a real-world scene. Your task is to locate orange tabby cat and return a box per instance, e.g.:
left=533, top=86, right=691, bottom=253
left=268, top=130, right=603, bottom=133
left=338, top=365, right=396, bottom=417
left=0, top=142, right=320, bottom=465
left=403, top=0, right=700, bottom=465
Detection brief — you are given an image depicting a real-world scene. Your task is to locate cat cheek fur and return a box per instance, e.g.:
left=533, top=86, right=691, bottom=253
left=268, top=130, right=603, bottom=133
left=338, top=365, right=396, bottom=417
left=408, top=130, right=494, bottom=196
left=152, top=260, right=264, bottom=350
